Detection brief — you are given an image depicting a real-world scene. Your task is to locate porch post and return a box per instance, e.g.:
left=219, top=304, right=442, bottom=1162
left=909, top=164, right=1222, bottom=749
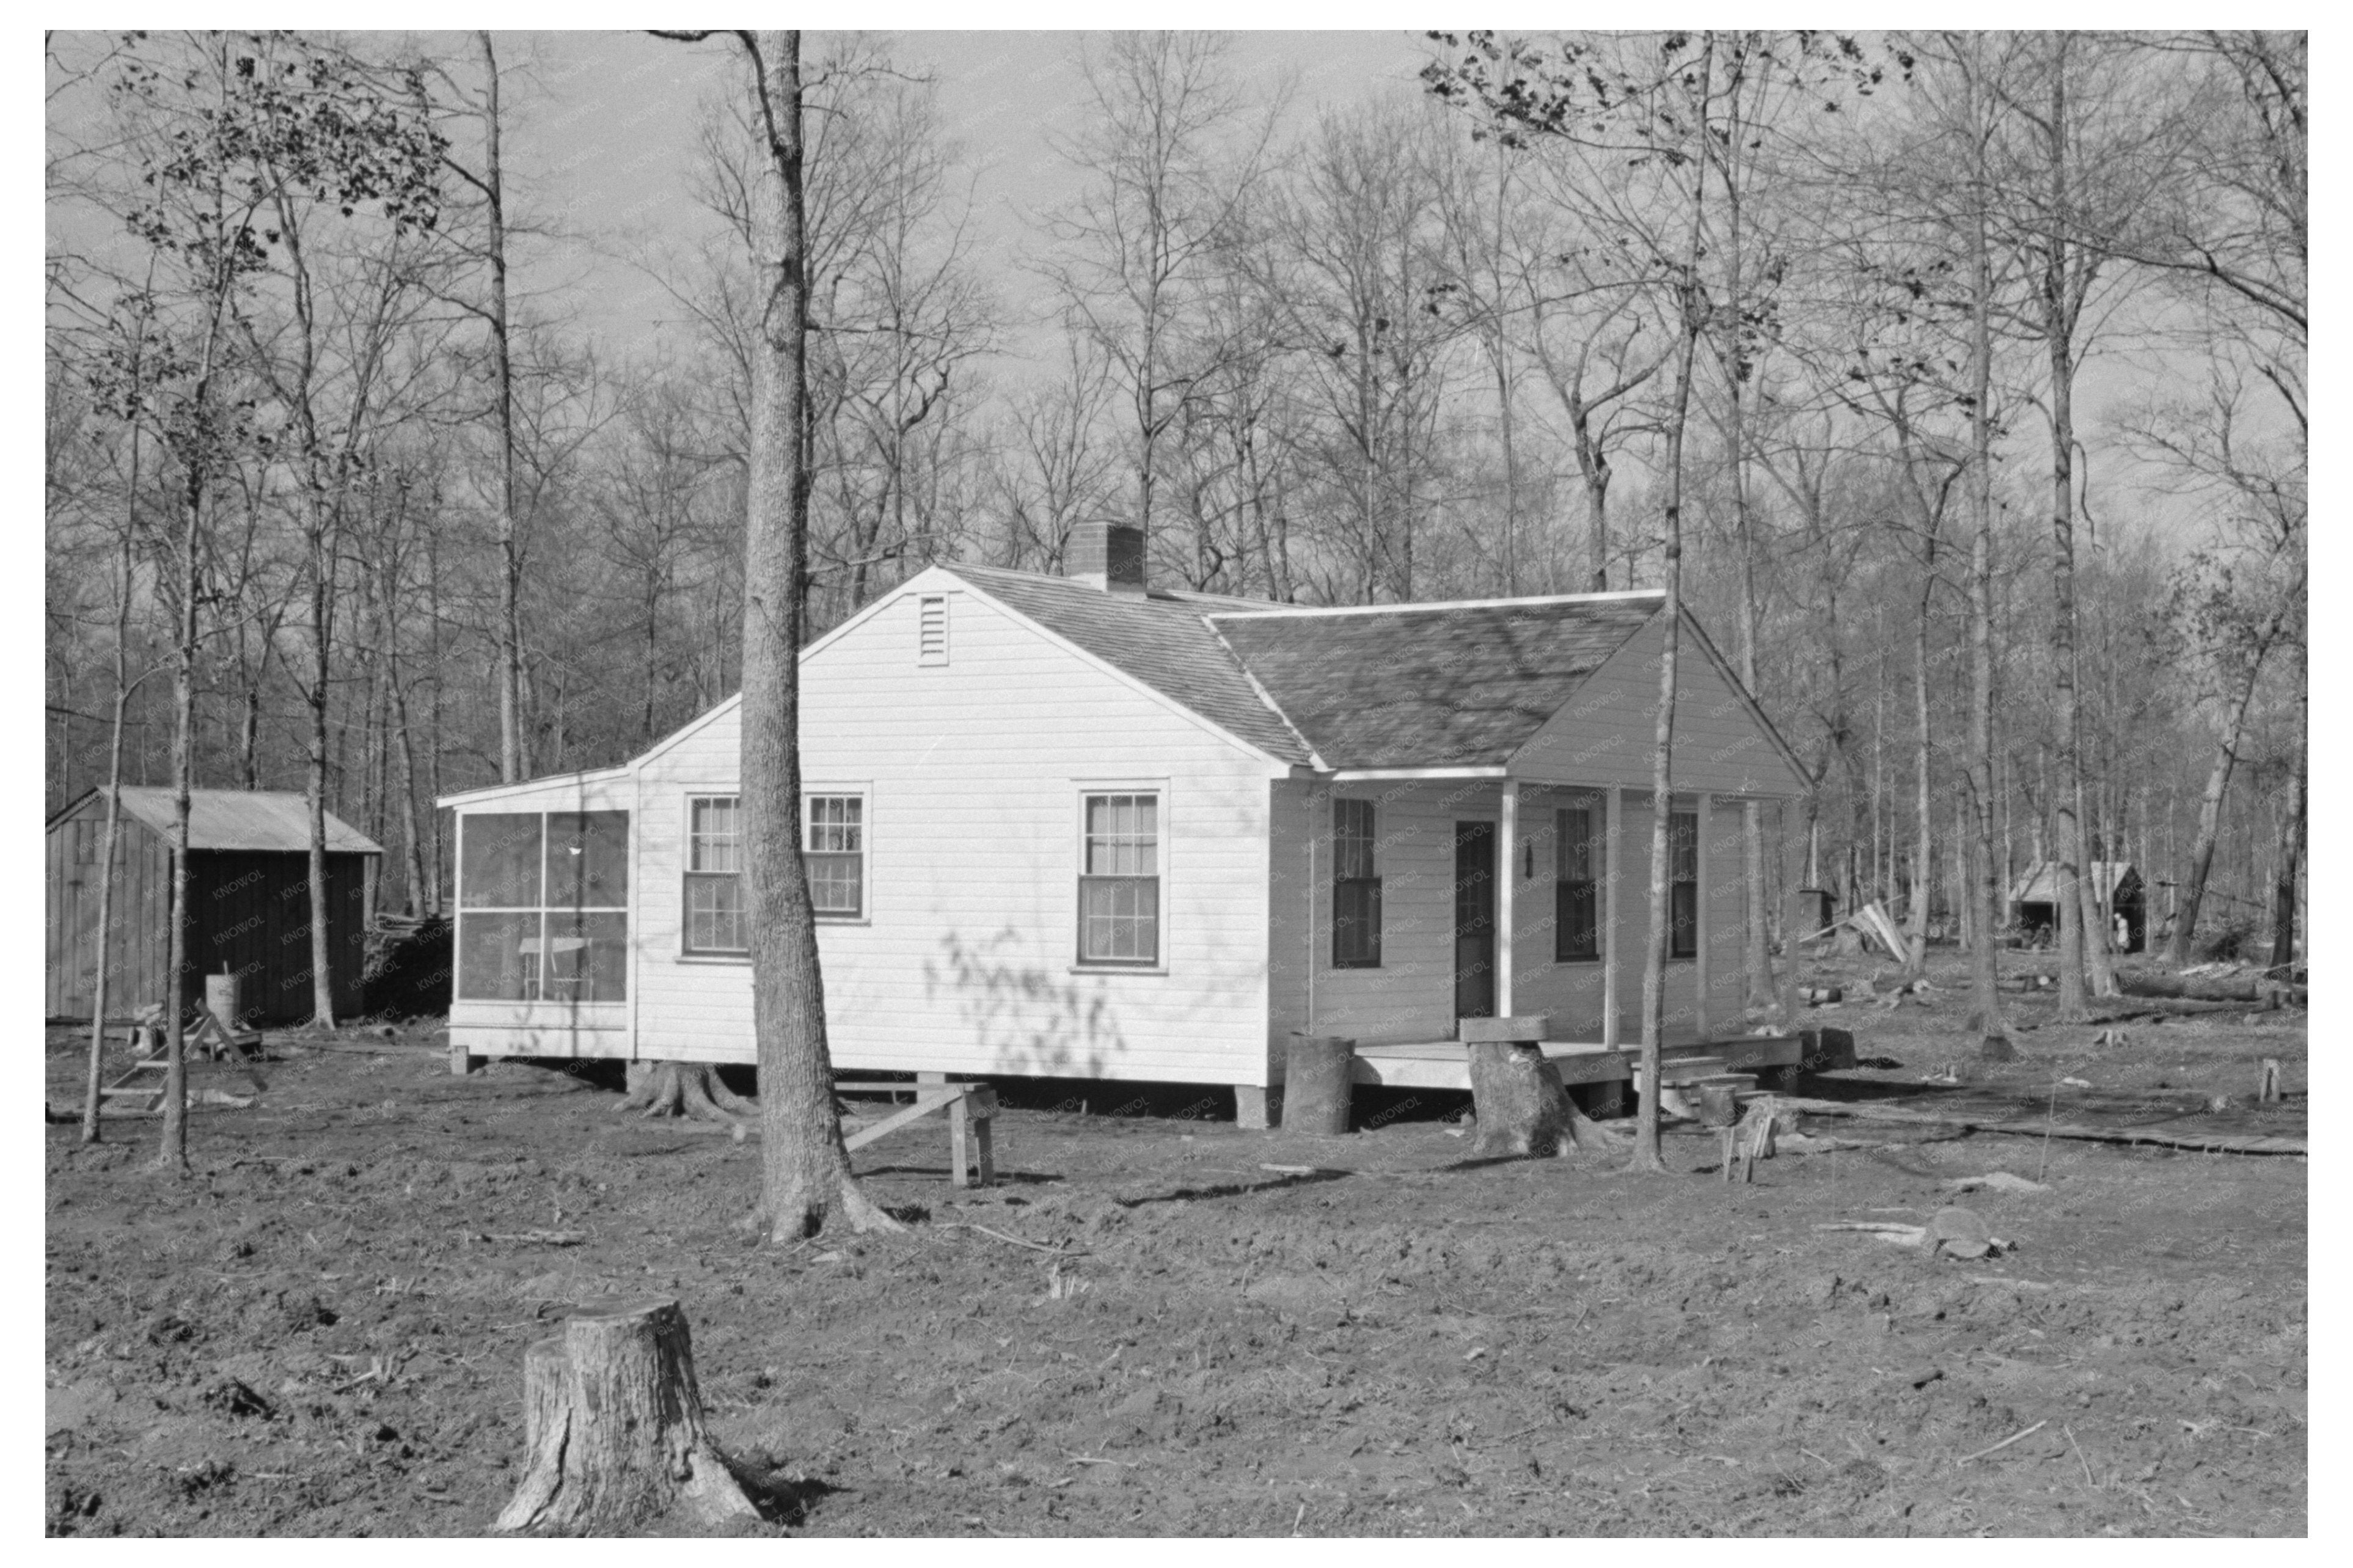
left=1497, top=779, right=1519, bottom=1020
left=1695, top=792, right=1713, bottom=1039
left=1602, top=788, right=1621, bottom=1050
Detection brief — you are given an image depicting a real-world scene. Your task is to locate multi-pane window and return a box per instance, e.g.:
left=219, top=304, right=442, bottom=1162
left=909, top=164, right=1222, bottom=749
left=457, top=810, right=629, bottom=1002
left=1078, top=792, right=1160, bottom=965
left=1669, top=809, right=1699, bottom=959
left=1554, top=803, right=1600, bottom=961
left=805, top=794, right=865, bottom=919
left=685, top=796, right=745, bottom=954
left=1331, top=797, right=1382, bottom=968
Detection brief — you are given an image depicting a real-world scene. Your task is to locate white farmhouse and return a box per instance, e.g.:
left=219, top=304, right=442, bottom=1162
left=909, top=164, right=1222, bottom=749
left=437, top=522, right=1812, bottom=1124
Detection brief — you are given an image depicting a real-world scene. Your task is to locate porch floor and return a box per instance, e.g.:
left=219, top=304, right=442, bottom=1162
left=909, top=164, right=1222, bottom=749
left=1347, top=1035, right=1801, bottom=1092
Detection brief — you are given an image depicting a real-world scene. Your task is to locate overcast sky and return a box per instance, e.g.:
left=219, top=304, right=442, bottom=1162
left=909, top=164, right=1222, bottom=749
left=491, top=30, right=1436, bottom=368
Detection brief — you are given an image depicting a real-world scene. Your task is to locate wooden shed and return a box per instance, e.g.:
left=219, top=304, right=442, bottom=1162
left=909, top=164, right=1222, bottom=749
left=2008, top=860, right=2145, bottom=953
left=45, top=788, right=383, bottom=1025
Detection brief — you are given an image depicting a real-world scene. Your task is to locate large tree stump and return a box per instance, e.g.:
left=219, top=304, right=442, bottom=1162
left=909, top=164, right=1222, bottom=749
left=617, top=1061, right=755, bottom=1126
left=497, top=1299, right=758, bottom=1534
left=1463, top=1041, right=1614, bottom=1158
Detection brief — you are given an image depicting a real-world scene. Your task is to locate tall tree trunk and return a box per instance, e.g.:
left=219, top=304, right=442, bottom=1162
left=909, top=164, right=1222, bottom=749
left=83, top=504, right=140, bottom=1144
left=481, top=31, right=524, bottom=784
left=2270, top=675, right=2305, bottom=968
left=2168, top=588, right=2291, bottom=964
left=738, top=27, right=897, bottom=1238
left=1962, top=48, right=2009, bottom=1055
left=2042, top=35, right=2092, bottom=1022
left=1631, top=37, right=1713, bottom=1175
left=158, top=455, right=199, bottom=1173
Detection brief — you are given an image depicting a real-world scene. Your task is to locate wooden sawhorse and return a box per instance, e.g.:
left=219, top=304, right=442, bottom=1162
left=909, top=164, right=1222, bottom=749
left=835, top=1078, right=996, bottom=1188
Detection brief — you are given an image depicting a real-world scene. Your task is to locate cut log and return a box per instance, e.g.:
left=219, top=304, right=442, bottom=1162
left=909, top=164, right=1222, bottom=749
left=2116, top=970, right=2305, bottom=1006
left=617, top=1062, right=754, bottom=1126
left=496, top=1299, right=757, bottom=1534
left=1281, top=1034, right=1355, bottom=1135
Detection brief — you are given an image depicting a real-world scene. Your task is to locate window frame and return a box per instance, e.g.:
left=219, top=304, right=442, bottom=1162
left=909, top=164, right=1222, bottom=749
left=1553, top=798, right=1601, bottom=963
left=682, top=794, right=748, bottom=958
left=1669, top=808, right=1699, bottom=961
left=455, top=807, right=631, bottom=1005
left=803, top=787, right=869, bottom=923
left=1072, top=781, right=1168, bottom=973
left=1330, top=796, right=1383, bottom=969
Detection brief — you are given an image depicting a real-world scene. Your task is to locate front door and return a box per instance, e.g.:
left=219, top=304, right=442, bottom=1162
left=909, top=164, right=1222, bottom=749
left=1454, top=821, right=1496, bottom=1020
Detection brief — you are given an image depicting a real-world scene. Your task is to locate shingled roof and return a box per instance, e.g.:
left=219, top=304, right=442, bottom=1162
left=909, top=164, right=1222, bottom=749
left=1208, top=598, right=1661, bottom=769
left=945, top=562, right=1668, bottom=770
left=941, top=563, right=1317, bottom=763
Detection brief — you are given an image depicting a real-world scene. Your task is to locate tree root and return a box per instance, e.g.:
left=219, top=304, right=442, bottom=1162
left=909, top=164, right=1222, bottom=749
left=734, top=1174, right=907, bottom=1240
left=616, top=1061, right=750, bottom=1126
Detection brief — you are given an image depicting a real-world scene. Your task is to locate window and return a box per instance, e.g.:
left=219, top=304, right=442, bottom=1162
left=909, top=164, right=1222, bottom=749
left=1669, top=809, right=1698, bottom=959
left=458, top=810, right=629, bottom=1002
left=1554, top=803, right=1600, bottom=961
left=918, top=594, right=948, bottom=665
left=1331, top=797, right=1382, bottom=968
left=805, top=794, right=865, bottom=919
left=1078, top=791, right=1159, bottom=965
left=686, top=796, right=745, bottom=954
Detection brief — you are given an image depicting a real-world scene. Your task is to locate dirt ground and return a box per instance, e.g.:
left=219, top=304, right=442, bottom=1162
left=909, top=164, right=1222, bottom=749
left=45, top=950, right=2306, bottom=1537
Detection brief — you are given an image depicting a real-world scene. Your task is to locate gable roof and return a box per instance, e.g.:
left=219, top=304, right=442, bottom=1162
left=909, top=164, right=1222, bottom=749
left=940, top=563, right=1316, bottom=765
left=58, top=788, right=382, bottom=854
left=2010, top=861, right=2139, bottom=903
left=1207, top=596, right=1662, bottom=769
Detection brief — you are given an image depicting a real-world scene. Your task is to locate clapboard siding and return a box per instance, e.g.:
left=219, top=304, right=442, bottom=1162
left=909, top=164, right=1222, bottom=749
left=1512, top=614, right=1807, bottom=799
left=44, top=799, right=167, bottom=1020
left=1264, top=780, right=1745, bottom=1049
left=629, top=582, right=1283, bottom=1085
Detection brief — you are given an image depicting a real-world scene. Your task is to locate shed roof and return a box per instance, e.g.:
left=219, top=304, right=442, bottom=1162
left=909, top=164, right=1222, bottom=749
left=70, top=788, right=384, bottom=855
left=2009, top=861, right=2138, bottom=903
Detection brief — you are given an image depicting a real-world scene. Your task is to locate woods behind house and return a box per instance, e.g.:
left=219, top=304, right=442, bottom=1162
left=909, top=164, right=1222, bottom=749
left=45, top=31, right=2305, bottom=975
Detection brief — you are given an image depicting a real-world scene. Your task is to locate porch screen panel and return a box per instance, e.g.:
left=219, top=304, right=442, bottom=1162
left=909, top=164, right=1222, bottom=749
left=458, top=910, right=543, bottom=1000
left=1079, top=793, right=1159, bottom=964
left=461, top=814, right=542, bottom=907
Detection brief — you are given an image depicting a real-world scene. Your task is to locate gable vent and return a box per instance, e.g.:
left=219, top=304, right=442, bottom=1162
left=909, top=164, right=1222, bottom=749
left=917, top=594, right=949, bottom=665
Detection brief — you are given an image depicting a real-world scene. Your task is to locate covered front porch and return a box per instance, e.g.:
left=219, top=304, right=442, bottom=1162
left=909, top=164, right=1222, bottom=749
left=1268, top=765, right=1801, bottom=1099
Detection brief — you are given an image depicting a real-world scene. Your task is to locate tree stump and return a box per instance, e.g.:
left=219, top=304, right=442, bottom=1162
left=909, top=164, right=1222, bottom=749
left=1281, top=1034, right=1355, bottom=1135
left=1464, top=1041, right=1612, bottom=1159
left=617, top=1061, right=755, bottom=1126
left=496, top=1299, right=758, bottom=1534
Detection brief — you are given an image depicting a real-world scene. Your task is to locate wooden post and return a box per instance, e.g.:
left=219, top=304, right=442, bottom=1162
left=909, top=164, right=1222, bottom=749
left=2259, top=1058, right=2283, bottom=1103
left=1695, top=792, right=1713, bottom=1039
left=1779, top=799, right=1804, bottom=1031
left=496, top=1299, right=757, bottom=1533
left=449, top=1035, right=477, bottom=1077
left=950, top=1095, right=970, bottom=1186
left=1603, top=789, right=1622, bottom=1050
left=1498, top=779, right=1519, bottom=1022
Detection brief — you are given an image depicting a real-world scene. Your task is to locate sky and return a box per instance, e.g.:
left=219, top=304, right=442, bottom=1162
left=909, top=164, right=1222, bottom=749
left=488, top=29, right=1438, bottom=369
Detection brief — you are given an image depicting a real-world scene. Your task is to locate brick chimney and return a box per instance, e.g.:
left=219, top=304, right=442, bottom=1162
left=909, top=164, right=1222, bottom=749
left=1064, top=521, right=1147, bottom=597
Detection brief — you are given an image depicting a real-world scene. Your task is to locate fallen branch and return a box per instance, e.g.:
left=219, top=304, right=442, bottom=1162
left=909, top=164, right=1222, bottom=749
left=941, top=1223, right=1088, bottom=1258
left=1777, top=1097, right=2305, bottom=1157
left=1958, top=1420, right=2049, bottom=1465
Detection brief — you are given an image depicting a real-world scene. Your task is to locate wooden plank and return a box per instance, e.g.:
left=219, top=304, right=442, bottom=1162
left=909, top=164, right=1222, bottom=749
left=1776, top=1096, right=2307, bottom=1156
left=840, top=1090, right=961, bottom=1153
left=1602, top=789, right=1620, bottom=1050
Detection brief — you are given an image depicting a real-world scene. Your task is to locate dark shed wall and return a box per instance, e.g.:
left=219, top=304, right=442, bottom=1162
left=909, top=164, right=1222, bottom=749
left=44, top=802, right=170, bottom=1020
left=186, top=852, right=369, bottom=1024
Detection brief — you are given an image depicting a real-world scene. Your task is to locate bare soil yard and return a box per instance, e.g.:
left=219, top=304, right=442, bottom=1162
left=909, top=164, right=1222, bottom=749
left=45, top=952, right=2305, bottom=1537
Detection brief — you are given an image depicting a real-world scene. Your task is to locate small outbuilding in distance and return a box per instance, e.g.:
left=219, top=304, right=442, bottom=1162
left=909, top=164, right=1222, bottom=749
left=2008, top=860, right=2145, bottom=953
left=44, top=787, right=383, bottom=1026
left=438, top=521, right=1816, bottom=1124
